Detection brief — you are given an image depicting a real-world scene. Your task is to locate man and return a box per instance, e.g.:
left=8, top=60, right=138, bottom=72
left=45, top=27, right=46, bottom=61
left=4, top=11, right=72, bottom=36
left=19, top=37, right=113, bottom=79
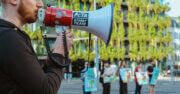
left=147, top=59, right=156, bottom=94
left=100, top=60, right=112, bottom=94
left=0, top=0, right=73, bottom=94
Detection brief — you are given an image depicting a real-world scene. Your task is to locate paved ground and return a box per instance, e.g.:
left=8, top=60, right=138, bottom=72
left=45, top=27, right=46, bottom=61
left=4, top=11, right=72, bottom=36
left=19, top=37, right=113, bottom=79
left=58, top=77, right=180, bottom=94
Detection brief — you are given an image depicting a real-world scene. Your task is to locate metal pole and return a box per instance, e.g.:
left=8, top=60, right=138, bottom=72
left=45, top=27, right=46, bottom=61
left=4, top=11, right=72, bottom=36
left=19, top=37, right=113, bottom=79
left=93, top=0, right=100, bottom=87
left=171, top=19, right=176, bottom=84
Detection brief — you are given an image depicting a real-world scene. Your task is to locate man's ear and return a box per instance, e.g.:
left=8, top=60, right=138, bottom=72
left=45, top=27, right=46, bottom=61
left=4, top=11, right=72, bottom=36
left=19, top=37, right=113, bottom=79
left=9, top=0, right=19, bottom=5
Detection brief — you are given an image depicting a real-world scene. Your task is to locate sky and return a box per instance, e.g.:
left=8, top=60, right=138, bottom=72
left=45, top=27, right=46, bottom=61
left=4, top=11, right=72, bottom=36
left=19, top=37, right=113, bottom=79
left=165, top=0, right=180, bottom=17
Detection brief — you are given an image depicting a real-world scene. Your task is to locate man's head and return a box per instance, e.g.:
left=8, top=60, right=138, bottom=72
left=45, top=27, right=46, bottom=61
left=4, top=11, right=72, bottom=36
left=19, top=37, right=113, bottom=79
left=150, top=59, right=155, bottom=65
left=103, top=60, right=110, bottom=68
left=137, top=62, right=142, bottom=68
left=1, top=0, right=43, bottom=24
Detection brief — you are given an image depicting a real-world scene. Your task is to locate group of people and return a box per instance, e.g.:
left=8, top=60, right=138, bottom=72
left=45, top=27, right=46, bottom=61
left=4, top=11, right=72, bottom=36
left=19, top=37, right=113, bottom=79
left=81, top=59, right=157, bottom=94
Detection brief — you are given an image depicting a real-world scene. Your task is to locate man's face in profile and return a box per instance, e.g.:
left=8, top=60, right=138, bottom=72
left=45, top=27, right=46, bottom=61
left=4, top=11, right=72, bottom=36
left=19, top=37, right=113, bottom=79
left=17, top=0, right=43, bottom=23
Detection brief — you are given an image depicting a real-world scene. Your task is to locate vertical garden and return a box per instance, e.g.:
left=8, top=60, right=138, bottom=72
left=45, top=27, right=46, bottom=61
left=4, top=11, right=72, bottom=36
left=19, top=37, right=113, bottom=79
left=22, top=0, right=173, bottom=62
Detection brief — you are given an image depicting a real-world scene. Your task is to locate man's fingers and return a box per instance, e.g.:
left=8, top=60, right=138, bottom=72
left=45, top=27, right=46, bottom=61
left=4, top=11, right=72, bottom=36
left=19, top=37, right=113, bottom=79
left=65, top=29, right=71, bottom=34
left=58, top=32, right=73, bottom=38
left=66, top=33, right=74, bottom=38
left=67, top=38, right=73, bottom=42
left=67, top=38, right=74, bottom=46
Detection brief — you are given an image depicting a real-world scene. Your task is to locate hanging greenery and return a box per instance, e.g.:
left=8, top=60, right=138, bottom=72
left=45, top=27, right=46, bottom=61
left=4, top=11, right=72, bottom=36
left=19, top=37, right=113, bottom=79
left=24, top=0, right=173, bottom=62
left=126, top=0, right=172, bottom=61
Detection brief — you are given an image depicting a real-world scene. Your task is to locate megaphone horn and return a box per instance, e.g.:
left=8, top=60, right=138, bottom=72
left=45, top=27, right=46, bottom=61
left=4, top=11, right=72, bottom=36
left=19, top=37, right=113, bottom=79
left=38, top=3, right=114, bottom=45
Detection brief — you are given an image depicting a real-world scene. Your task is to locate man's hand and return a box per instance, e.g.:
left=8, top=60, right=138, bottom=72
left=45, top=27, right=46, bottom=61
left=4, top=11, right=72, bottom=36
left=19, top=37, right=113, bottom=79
left=52, top=29, right=74, bottom=56
left=83, top=74, right=86, bottom=78
left=148, top=72, right=153, bottom=75
left=101, top=74, right=104, bottom=78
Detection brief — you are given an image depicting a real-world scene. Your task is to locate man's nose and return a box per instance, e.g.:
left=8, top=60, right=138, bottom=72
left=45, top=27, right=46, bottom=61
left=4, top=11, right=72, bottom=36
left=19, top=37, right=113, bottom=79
left=37, top=0, right=44, bottom=8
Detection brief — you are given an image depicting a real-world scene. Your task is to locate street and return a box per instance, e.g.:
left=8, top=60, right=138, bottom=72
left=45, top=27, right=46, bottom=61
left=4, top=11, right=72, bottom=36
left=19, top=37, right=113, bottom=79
left=58, top=77, right=180, bottom=94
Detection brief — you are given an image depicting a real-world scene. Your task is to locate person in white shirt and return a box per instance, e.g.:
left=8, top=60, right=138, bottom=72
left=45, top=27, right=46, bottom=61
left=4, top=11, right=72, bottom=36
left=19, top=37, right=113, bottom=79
left=100, top=60, right=112, bottom=94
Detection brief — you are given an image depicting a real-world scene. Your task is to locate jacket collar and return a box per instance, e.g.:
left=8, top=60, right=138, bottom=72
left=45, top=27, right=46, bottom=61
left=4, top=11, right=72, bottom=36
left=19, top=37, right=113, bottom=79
left=0, top=19, right=30, bottom=39
left=0, top=19, right=19, bottom=29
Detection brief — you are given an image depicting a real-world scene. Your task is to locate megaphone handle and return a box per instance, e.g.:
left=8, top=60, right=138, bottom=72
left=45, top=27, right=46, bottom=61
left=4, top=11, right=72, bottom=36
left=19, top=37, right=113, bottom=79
left=41, top=26, right=90, bottom=73
left=44, top=35, right=69, bottom=68
left=41, top=25, right=69, bottom=68
left=62, top=29, right=70, bottom=66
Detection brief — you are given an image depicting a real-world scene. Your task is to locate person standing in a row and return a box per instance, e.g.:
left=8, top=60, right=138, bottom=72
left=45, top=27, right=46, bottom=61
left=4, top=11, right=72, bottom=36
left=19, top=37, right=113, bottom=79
left=81, top=62, right=91, bottom=94
left=119, top=61, right=128, bottom=94
left=100, top=60, right=112, bottom=94
left=134, top=62, right=143, bottom=94
left=147, top=60, right=156, bottom=94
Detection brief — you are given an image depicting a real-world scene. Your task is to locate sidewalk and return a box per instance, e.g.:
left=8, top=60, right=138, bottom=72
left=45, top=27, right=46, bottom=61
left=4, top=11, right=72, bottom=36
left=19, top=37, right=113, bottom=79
left=58, top=78, right=180, bottom=94
left=158, top=75, right=180, bottom=81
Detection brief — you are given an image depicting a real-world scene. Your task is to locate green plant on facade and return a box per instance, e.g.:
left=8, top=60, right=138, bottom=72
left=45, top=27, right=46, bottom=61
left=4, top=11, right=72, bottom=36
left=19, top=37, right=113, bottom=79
left=23, top=0, right=173, bottom=62
left=57, top=0, right=173, bottom=62
left=126, top=0, right=172, bottom=61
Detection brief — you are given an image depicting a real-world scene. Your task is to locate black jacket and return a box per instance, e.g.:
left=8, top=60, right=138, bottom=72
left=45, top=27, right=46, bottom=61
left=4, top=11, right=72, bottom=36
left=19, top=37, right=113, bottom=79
left=0, top=19, right=63, bottom=94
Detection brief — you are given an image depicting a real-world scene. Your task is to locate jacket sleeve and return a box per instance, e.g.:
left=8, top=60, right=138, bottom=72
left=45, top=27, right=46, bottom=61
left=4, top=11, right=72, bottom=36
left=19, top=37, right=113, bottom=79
left=0, top=31, right=63, bottom=94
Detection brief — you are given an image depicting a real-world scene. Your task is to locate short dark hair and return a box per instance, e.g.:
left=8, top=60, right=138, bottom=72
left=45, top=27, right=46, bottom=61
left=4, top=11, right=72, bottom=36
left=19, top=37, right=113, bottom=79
left=149, top=59, right=154, bottom=62
left=137, top=62, right=142, bottom=65
left=120, top=60, right=126, bottom=67
left=102, top=60, right=110, bottom=64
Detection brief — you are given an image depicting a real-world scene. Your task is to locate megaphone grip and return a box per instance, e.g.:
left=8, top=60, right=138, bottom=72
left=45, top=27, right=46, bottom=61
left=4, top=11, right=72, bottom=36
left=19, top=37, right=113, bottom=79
left=42, top=26, right=69, bottom=68
left=44, top=35, right=69, bottom=68
left=62, top=28, right=70, bottom=64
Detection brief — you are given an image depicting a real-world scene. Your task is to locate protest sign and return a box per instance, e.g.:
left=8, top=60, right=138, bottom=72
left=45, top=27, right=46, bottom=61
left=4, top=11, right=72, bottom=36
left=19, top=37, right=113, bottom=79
left=84, top=68, right=97, bottom=92
left=150, top=68, right=160, bottom=85
left=120, top=68, right=132, bottom=83
left=136, top=72, right=149, bottom=85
